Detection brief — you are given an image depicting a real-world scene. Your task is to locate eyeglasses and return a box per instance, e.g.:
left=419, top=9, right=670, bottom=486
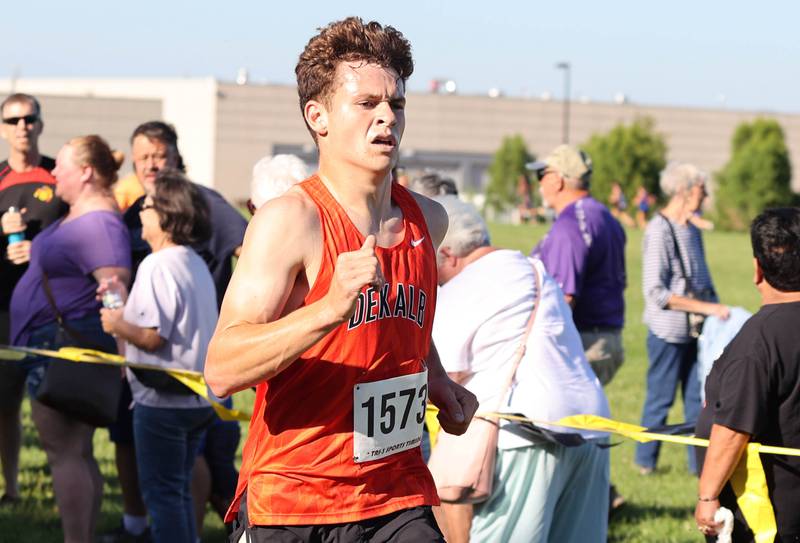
left=2, top=114, right=39, bottom=126
left=139, top=202, right=156, bottom=212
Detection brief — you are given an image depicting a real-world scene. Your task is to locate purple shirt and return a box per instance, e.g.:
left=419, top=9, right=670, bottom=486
left=531, top=196, right=626, bottom=329
left=10, top=210, right=131, bottom=345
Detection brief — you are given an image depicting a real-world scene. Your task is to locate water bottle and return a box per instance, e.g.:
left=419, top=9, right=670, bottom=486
left=102, top=284, right=124, bottom=309
left=5, top=207, right=24, bottom=244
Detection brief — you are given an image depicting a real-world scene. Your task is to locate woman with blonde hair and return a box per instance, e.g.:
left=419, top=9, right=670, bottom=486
left=9, top=135, right=131, bottom=543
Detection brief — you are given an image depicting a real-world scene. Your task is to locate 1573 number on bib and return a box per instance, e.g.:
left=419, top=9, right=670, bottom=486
left=353, top=370, right=428, bottom=463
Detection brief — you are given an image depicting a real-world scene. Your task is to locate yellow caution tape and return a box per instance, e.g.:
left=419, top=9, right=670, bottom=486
left=0, top=345, right=250, bottom=422
left=730, top=445, right=777, bottom=543
left=424, top=408, right=441, bottom=447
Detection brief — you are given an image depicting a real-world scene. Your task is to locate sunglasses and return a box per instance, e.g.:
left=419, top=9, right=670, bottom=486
left=2, top=114, right=39, bottom=126
left=536, top=169, right=553, bottom=182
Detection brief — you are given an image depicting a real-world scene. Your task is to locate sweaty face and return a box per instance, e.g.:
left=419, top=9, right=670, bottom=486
left=321, top=62, right=406, bottom=174
left=52, top=144, right=86, bottom=204
left=132, top=136, right=173, bottom=193
left=0, top=101, right=42, bottom=154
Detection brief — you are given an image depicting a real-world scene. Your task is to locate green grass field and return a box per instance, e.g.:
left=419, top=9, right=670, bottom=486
left=0, top=223, right=760, bottom=542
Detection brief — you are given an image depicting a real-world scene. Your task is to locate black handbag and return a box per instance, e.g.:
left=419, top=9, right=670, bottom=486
left=130, top=366, right=197, bottom=396
left=34, top=273, right=122, bottom=426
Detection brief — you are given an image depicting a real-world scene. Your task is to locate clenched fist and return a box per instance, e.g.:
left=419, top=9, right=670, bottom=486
left=325, top=234, right=385, bottom=323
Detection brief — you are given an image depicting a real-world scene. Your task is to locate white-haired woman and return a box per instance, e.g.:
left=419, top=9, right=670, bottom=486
left=430, top=194, right=611, bottom=542
left=246, top=154, right=310, bottom=214
left=635, top=162, right=729, bottom=476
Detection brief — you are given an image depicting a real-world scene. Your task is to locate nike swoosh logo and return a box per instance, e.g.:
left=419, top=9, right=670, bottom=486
left=411, top=237, right=425, bottom=247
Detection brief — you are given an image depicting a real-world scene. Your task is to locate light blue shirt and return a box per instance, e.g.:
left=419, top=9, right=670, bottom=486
left=697, top=306, right=753, bottom=401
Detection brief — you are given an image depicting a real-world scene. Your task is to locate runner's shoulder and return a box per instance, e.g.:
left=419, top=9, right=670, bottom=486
left=245, top=185, right=320, bottom=253
left=408, top=191, right=447, bottom=248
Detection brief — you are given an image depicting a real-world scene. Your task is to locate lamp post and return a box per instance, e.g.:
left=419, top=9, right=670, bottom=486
left=556, top=62, right=571, bottom=144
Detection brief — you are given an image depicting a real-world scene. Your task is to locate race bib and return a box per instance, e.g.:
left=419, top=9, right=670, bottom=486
left=353, top=370, right=428, bottom=463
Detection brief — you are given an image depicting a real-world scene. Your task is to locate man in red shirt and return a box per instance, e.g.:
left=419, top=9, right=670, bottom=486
left=205, top=17, right=477, bottom=542
left=0, top=93, right=65, bottom=506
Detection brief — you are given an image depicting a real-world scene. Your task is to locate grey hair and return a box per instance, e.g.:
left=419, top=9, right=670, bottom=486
left=434, top=195, right=490, bottom=258
left=410, top=171, right=458, bottom=197
left=250, top=154, right=310, bottom=209
left=659, top=161, right=708, bottom=197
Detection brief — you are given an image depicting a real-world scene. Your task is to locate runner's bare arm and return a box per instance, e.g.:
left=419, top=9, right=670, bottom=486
left=427, top=341, right=479, bottom=436
left=410, top=192, right=478, bottom=433
left=409, top=192, right=478, bottom=434
left=205, top=192, right=383, bottom=397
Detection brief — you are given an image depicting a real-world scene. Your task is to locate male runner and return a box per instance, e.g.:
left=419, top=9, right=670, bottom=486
left=0, top=93, right=66, bottom=506
left=205, top=17, right=478, bottom=542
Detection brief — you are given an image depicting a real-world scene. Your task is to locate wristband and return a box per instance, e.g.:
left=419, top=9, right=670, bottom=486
left=698, top=495, right=718, bottom=502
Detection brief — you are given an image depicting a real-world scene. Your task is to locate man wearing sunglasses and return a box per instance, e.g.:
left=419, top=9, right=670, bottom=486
left=0, top=93, right=67, bottom=507
left=528, top=145, right=626, bottom=387
left=528, top=145, right=627, bottom=513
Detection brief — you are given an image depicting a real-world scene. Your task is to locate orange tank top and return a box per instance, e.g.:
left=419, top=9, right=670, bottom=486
left=226, top=176, right=440, bottom=525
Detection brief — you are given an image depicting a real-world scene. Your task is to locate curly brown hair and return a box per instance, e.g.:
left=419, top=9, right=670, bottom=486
left=295, top=17, right=414, bottom=141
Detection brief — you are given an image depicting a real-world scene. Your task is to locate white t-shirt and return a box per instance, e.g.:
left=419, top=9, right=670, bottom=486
left=433, top=250, right=610, bottom=449
left=124, top=245, right=219, bottom=409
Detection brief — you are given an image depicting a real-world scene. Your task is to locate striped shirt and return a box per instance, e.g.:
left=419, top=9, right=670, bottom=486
left=642, top=214, right=717, bottom=343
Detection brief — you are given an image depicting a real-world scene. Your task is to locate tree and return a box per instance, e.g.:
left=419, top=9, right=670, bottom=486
left=484, top=135, right=534, bottom=214
left=714, top=118, right=794, bottom=230
left=581, top=117, right=668, bottom=205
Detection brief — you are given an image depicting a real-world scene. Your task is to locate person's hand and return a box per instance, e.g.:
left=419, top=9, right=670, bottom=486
left=694, top=498, right=722, bottom=537
left=1, top=208, right=26, bottom=235
left=100, top=307, right=124, bottom=336
left=96, top=275, right=128, bottom=304
left=710, top=303, right=730, bottom=320
left=324, top=235, right=385, bottom=323
left=6, top=240, right=31, bottom=265
left=428, top=373, right=479, bottom=435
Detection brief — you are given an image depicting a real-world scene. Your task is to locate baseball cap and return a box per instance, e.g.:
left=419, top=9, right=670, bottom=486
left=526, top=145, right=593, bottom=182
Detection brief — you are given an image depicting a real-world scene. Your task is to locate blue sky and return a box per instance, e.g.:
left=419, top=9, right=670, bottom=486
left=5, top=0, right=799, bottom=112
